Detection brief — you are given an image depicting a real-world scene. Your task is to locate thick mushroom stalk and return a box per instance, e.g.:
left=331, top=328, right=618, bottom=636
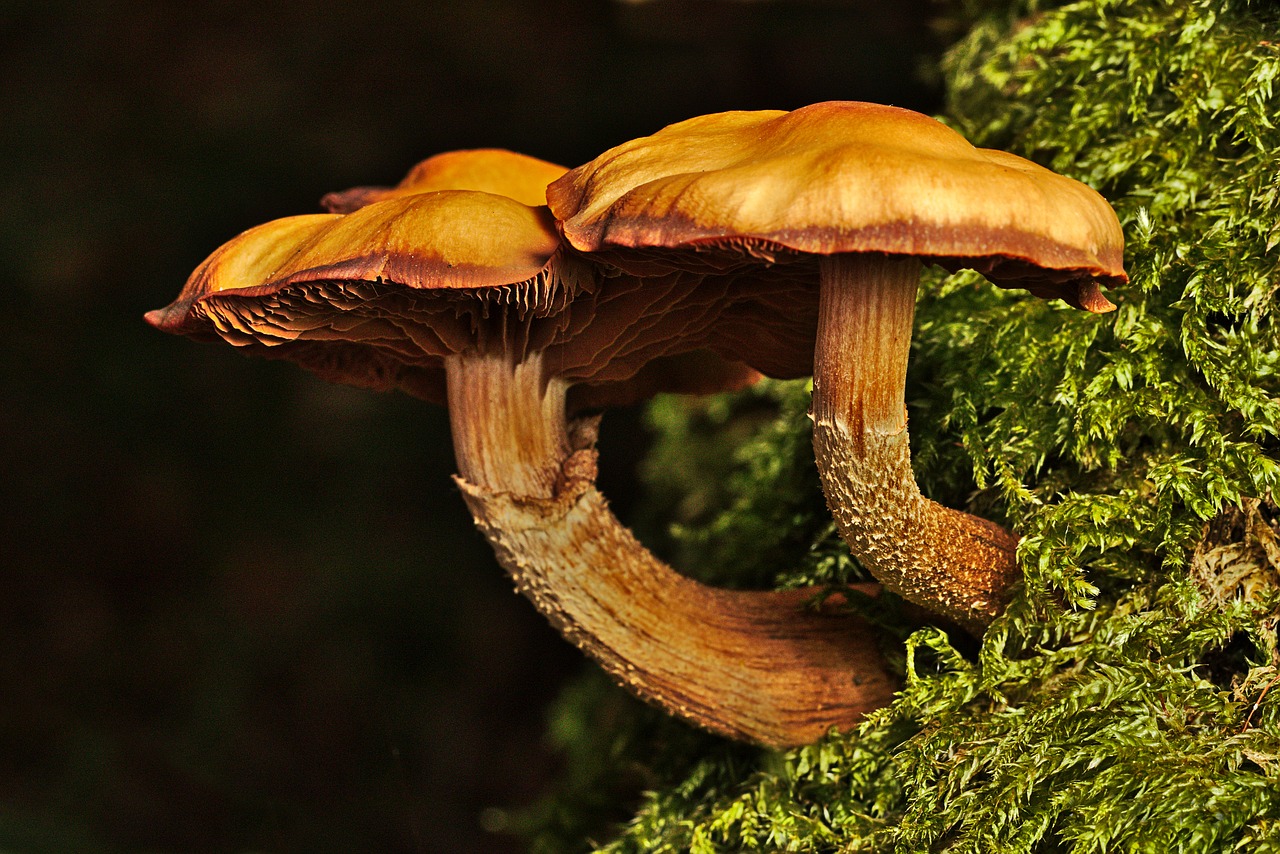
left=811, top=255, right=1018, bottom=635
left=445, top=348, right=895, bottom=748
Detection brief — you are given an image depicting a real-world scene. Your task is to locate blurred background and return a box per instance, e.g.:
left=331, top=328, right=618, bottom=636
left=0, top=1, right=942, bottom=851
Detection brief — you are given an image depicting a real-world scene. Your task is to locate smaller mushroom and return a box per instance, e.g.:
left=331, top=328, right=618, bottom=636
left=548, top=101, right=1128, bottom=634
left=148, top=149, right=899, bottom=748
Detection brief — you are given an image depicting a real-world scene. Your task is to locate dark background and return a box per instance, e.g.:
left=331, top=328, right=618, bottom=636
left=0, top=2, right=941, bottom=851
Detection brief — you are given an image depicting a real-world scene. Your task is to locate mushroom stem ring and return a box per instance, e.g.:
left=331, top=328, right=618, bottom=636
left=445, top=349, right=895, bottom=747
left=811, top=255, right=1018, bottom=634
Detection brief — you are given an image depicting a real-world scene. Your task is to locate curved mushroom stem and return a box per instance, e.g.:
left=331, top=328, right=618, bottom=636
left=444, top=349, right=896, bottom=748
left=810, top=255, right=1019, bottom=636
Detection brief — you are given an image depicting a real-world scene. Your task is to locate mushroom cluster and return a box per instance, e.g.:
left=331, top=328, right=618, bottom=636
left=149, top=103, right=1126, bottom=747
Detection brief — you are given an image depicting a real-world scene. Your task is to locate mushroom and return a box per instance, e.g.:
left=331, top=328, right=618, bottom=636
left=546, top=101, right=1128, bottom=634
left=147, top=149, right=898, bottom=748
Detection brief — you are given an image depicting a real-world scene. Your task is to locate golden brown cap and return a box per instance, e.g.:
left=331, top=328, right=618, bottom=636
left=322, top=148, right=567, bottom=213
left=547, top=101, right=1127, bottom=310
left=146, top=189, right=572, bottom=401
left=147, top=191, right=564, bottom=332
left=148, top=155, right=761, bottom=407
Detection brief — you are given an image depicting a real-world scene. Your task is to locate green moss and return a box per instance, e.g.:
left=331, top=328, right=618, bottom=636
left=639, top=380, right=870, bottom=591
left=524, top=1, right=1280, bottom=850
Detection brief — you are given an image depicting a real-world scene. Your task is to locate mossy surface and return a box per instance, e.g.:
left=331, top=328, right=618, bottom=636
left=523, top=1, right=1280, bottom=850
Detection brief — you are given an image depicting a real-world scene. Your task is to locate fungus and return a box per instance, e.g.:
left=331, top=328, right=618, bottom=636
left=547, top=101, right=1128, bottom=633
left=148, top=149, right=897, bottom=748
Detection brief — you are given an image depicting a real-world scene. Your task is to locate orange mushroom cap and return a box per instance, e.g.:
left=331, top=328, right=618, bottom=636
left=147, top=150, right=759, bottom=407
left=547, top=101, right=1127, bottom=313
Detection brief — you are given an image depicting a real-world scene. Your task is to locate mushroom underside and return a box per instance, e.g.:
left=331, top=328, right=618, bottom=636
left=184, top=261, right=823, bottom=406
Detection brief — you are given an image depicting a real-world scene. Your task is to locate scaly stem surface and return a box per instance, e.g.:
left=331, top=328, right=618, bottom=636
left=445, top=349, right=895, bottom=748
left=811, top=255, right=1019, bottom=635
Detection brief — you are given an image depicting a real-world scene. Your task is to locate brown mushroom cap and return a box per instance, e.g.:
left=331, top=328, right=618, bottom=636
left=321, top=148, right=568, bottom=213
left=147, top=163, right=759, bottom=407
left=547, top=101, right=1127, bottom=309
